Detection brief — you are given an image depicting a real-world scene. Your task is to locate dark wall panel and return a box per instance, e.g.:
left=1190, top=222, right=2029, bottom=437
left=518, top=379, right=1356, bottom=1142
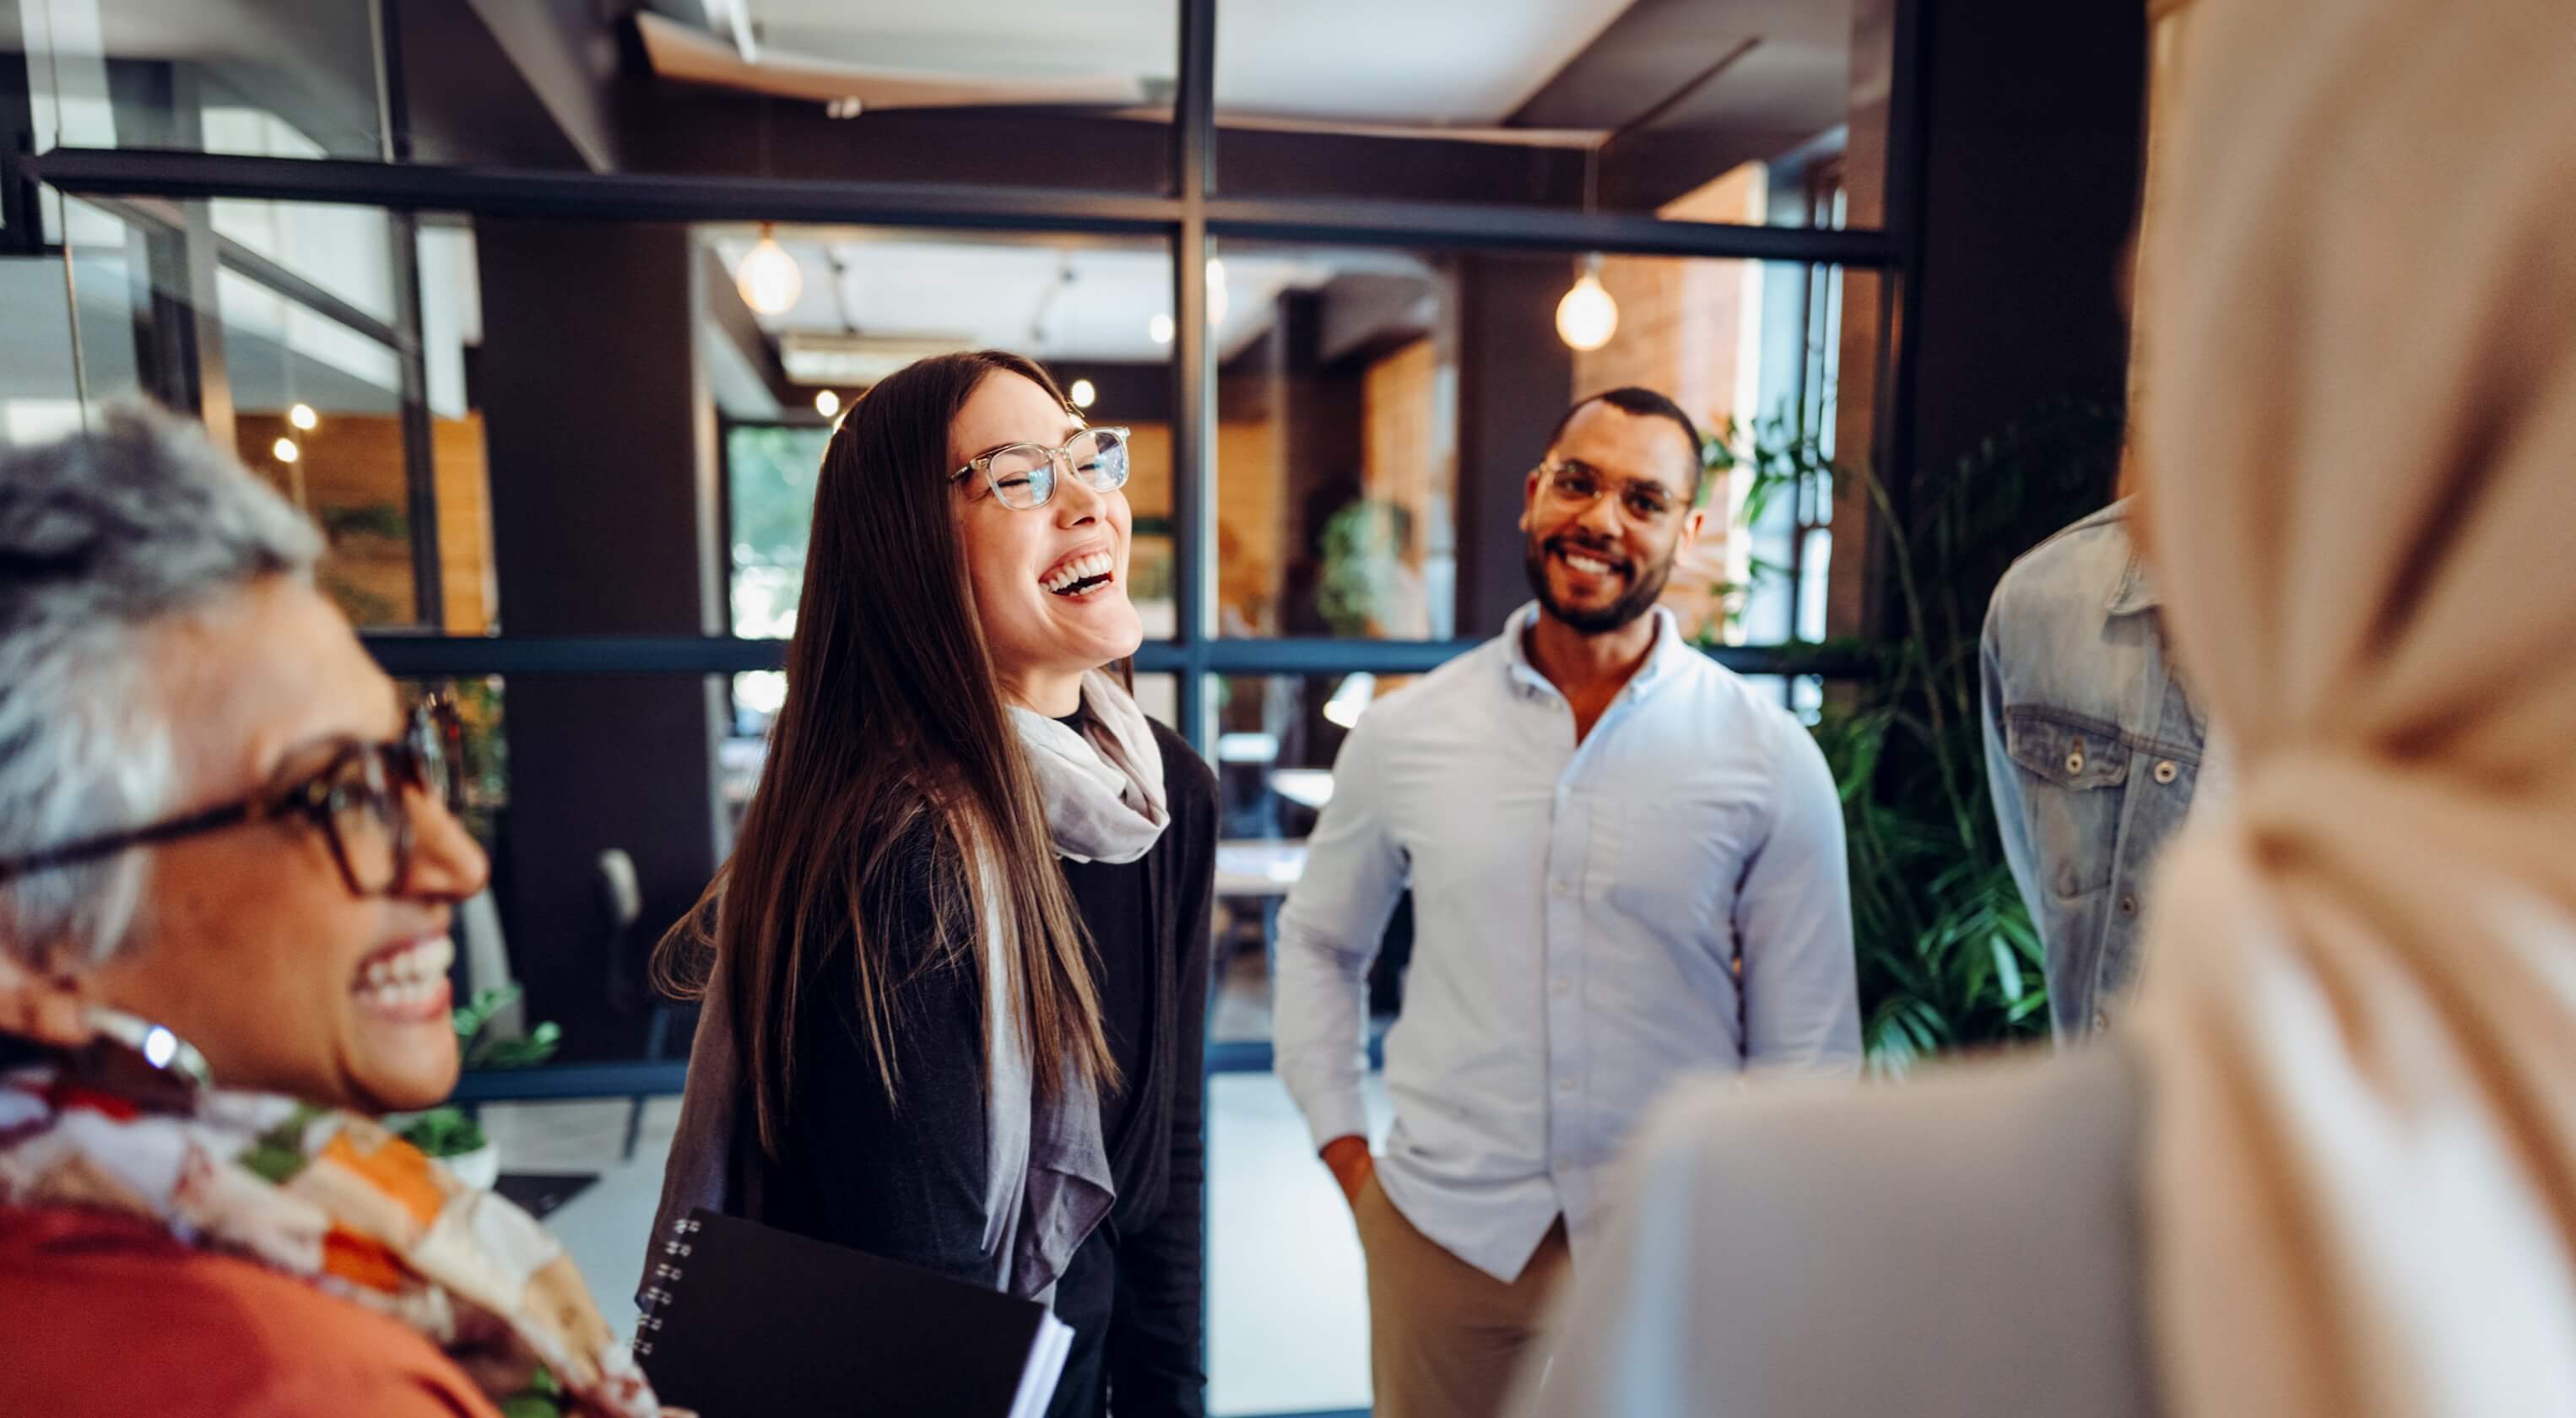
left=477, top=218, right=724, bottom=1057
left=1900, top=0, right=2145, bottom=508
left=1453, top=257, right=1572, bottom=636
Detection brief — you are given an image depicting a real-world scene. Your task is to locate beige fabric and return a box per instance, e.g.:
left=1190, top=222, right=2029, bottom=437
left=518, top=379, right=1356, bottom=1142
left=1356, top=1177, right=1569, bottom=1418
left=2127, top=1, right=2576, bottom=1415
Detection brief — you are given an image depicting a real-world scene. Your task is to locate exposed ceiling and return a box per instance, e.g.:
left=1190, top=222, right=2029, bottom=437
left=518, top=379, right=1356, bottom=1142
left=681, top=0, right=1848, bottom=138
left=706, top=228, right=1433, bottom=367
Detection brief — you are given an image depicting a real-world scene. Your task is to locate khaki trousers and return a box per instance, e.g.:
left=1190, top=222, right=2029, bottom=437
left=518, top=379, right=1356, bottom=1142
left=1355, top=1175, right=1571, bottom=1418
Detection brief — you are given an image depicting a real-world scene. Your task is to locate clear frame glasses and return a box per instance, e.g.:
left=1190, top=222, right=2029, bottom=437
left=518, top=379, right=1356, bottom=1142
left=1535, top=459, right=1686, bottom=525
left=953, top=426, right=1132, bottom=510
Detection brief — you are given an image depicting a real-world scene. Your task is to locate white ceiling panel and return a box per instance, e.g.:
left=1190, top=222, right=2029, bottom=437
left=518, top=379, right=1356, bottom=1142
left=738, top=0, right=1638, bottom=126
left=710, top=230, right=1419, bottom=365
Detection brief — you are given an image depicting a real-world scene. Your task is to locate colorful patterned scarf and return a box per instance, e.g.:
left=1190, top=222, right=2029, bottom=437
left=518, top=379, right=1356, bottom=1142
left=0, top=1062, right=660, bottom=1418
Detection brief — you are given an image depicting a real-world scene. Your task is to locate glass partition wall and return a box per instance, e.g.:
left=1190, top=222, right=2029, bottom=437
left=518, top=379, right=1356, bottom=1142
left=8, top=3, right=1917, bottom=1412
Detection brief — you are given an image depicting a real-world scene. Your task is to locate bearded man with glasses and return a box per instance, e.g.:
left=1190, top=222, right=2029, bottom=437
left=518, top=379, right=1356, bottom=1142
left=1274, top=386, right=1861, bottom=1418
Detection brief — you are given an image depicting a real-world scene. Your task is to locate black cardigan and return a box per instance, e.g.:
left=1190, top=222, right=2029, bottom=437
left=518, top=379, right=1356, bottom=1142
left=744, top=722, right=1216, bottom=1418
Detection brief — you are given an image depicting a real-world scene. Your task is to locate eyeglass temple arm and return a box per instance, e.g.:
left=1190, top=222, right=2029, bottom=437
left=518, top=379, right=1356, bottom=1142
left=0, top=799, right=260, bottom=885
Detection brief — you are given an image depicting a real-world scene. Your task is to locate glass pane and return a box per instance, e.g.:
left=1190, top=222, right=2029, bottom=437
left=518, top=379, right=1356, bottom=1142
left=1212, top=0, right=1891, bottom=228
left=1200, top=665, right=1398, bottom=1418
left=1206, top=671, right=1416, bottom=1042
left=1210, top=241, right=1876, bottom=644
left=57, top=194, right=488, bottom=631
left=620, top=2, right=1175, bottom=192
left=712, top=224, right=1177, bottom=638
left=398, top=673, right=731, bottom=1066
left=21, top=0, right=386, bottom=168
left=0, top=249, right=88, bottom=442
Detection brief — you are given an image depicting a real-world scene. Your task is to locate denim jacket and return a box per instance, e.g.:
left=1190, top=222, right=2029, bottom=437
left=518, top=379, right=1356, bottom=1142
left=1980, top=499, right=2207, bottom=1040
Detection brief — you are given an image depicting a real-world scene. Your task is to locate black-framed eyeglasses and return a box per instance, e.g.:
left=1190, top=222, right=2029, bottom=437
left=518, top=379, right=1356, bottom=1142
left=1537, top=459, right=1686, bottom=524
left=0, top=701, right=462, bottom=898
left=952, top=426, right=1132, bottom=510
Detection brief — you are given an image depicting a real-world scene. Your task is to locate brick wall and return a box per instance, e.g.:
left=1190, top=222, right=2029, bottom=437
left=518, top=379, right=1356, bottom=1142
left=237, top=411, right=497, bottom=633
left=1359, top=337, right=1450, bottom=638
left=1571, top=162, right=1767, bottom=641
left=1121, top=418, right=1285, bottom=633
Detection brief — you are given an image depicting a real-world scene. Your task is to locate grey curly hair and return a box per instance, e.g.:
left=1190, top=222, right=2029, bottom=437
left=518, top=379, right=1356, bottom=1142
left=0, top=405, right=323, bottom=972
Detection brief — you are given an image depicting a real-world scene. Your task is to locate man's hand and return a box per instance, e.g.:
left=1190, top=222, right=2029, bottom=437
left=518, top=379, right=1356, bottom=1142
left=1320, top=1134, right=1375, bottom=1210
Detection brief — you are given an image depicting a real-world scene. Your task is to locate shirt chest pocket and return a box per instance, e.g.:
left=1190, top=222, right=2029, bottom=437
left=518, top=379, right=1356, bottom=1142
left=2003, top=708, right=2130, bottom=901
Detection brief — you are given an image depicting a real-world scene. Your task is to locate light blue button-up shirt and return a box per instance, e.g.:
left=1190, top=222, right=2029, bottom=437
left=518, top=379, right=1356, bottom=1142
left=1274, top=604, right=1862, bottom=1283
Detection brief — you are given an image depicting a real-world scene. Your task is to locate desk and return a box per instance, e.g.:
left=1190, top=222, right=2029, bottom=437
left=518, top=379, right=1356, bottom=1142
left=1213, top=839, right=1308, bottom=991
left=1215, top=837, right=1308, bottom=897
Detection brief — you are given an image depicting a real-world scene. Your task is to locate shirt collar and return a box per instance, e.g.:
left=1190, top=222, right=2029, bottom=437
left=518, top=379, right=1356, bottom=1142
left=2107, top=549, right=2162, bottom=617
left=1501, top=602, right=1692, bottom=702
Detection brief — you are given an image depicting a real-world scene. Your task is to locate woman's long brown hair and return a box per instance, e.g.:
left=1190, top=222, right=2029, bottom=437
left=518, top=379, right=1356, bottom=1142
left=656, top=350, right=1116, bottom=1161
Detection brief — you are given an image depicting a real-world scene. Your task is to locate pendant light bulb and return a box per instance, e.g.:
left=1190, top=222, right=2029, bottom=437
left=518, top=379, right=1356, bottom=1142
left=814, top=388, right=841, bottom=419
left=272, top=436, right=300, bottom=464
left=735, top=224, right=804, bottom=316
left=288, top=403, right=318, bottom=431
left=1556, top=256, right=1619, bottom=352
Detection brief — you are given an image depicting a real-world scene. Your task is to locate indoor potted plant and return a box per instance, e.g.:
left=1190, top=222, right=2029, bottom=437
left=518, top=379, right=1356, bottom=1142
left=397, top=984, right=560, bottom=1187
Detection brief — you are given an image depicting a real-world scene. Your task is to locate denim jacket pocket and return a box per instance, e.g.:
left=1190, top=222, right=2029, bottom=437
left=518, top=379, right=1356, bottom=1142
left=2002, top=707, right=2130, bottom=901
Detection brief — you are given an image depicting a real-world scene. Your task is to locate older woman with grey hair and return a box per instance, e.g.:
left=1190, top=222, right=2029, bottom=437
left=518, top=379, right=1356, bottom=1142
left=0, top=409, right=662, bottom=1418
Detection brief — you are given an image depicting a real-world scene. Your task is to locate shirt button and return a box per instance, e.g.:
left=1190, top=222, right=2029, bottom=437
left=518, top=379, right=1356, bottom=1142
left=2154, top=760, right=2179, bottom=785
left=2119, top=894, right=2139, bottom=917
left=2065, top=740, right=2086, bottom=774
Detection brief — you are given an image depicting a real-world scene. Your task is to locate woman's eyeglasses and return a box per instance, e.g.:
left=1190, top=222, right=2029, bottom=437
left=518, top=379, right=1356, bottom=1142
left=953, top=426, right=1132, bottom=510
left=0, top=701, right=463, bottom=899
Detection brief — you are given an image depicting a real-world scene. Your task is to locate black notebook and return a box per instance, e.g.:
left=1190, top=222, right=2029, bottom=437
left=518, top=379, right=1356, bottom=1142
left=636, top=1209, right=1074, bottom=1418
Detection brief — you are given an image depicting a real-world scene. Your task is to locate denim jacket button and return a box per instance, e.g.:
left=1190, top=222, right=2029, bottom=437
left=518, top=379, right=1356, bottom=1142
left=2154, top=760, right=2179, bottom=785
left=2065, top=749, right=2086, bottom=774
left=2119, top=894, right=2139, bottom=916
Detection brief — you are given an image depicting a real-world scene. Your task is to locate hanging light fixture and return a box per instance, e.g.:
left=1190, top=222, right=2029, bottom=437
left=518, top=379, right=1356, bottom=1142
left=272, top=436, right=300, bottom=464
left=734, top=223, right=804, bottom=316
left=1148, top=312, right=1175, bottom=346
left=813, top=388, right=841, bottom=419
left=288, top=402, right=318, bottom=432
left=1206, top=257, right=1230, bottom=325
left=1556, top=254, right=1619, bottom=352
left=1557, top=139, right=1620, bottom=352
left=1068, top=378, right=1098, bottom=409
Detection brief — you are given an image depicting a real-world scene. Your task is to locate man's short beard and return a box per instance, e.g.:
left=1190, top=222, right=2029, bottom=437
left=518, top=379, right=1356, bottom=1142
left=1523, top=533, right=1674, bottom=635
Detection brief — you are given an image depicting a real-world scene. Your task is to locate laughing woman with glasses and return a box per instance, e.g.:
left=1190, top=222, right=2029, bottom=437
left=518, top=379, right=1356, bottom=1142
left=652, top=350, right=1217, bottom=1418
left=0, top=409, right=662, bottom=1418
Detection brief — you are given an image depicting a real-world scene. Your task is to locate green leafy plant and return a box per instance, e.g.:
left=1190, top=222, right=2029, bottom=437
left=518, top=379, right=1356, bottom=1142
left=1711, top=402, right=2123, bottom=1072
left=1314, top=498, right=1419, bottom=637
left=398, top=985, right=561, bottom=1157
left=398, top=1106, right=490, bottom=1158
left=319, top=501, right=409, bottom=541
left=457, top=985, right=561, bottom=1070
